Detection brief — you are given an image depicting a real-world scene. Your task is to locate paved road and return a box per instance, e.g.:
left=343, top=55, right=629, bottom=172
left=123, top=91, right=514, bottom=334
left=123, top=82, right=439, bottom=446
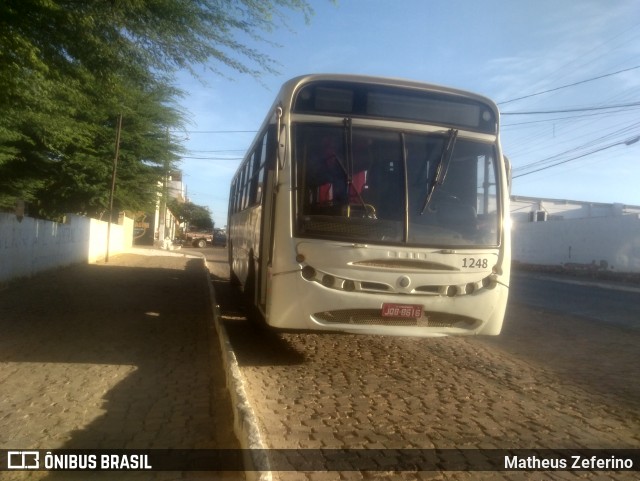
left=0, top=250, right=242, bottom=481
left=204, top=247, right=640, bottom=481
left=509, top=270, right=640, bottom=330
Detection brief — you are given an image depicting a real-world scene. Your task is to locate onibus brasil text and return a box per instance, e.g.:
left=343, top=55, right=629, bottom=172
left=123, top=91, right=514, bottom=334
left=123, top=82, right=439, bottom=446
left=8, top=451, right=151, bottom=470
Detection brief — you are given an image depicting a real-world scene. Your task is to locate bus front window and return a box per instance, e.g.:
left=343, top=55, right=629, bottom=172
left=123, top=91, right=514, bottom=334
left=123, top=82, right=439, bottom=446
left=295, top=124, right=500, bottom=247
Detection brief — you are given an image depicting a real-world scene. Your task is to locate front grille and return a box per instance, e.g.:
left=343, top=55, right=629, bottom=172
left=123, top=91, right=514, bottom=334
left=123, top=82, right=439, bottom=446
left=360, top=281, right=390, bottom=292
left=313, top=309, right=478, bottom=329
left=414, top=285, right=442, bottom=294
left=352, top=259, right=458, bottom=271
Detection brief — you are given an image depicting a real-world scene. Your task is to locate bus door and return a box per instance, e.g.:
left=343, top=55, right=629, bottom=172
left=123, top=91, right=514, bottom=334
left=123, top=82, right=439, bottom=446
left=257, top=123, right=278, bottom=313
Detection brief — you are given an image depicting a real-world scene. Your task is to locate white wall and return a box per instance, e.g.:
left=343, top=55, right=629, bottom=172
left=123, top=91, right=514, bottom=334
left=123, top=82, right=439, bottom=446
left=512, top=214, right=640, bottom=273
left=0, top=213, right=133, bottom=283
left=87, top=214, right=134, bottom=263
left=511, top=196, right=640, bottom=223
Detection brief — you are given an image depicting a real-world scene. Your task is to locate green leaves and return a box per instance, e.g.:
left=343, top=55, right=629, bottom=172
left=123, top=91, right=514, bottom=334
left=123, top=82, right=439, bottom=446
left=0, top=0, right=313, bottom=219
left=169, top=199, right=214, bottom=231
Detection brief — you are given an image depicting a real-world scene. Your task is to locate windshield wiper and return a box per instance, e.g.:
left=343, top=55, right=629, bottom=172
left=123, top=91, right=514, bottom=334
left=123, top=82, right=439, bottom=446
left=336, top=118, right=376, bottom=218
left=420, top=128, right=458, bottom=215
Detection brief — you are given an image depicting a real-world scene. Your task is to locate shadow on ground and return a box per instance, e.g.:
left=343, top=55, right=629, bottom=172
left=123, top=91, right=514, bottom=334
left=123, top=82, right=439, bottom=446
left=0, top=254, right=242, bottom=480
left=209, top=275, right=306, bottom=367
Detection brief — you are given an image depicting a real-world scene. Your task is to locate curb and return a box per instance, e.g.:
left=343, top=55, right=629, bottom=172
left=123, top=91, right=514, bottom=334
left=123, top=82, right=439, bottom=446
left=200, top=256, right=273, bottom=481
left=123, top=246, right=199, bottom=258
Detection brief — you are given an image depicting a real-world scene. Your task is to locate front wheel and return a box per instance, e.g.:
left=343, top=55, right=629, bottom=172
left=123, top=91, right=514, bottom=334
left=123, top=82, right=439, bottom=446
left=195, top=238, right=207, bottom=248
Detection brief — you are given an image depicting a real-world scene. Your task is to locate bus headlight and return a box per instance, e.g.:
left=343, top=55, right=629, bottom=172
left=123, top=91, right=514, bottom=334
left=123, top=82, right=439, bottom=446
left=482, top=276, right=497, bottom=290
left=342, top=280, right=356, bottom=292
left=301, top=265, right=316, bottom=280
left=322, top=274, right=336, bottom=287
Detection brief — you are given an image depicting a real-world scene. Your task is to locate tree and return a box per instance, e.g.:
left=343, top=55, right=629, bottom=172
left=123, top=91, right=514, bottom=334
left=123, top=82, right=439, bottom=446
left=0, top=0, right=314, bottom=219
left=169, top=200, right=214, bottom=231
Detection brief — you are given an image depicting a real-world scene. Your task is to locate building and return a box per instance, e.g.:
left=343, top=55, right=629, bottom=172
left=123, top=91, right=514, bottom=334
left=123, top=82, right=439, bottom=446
left=155, top=170, right=185, bottom=244
left=510, top=195, right=640, bottom=274
left=134, top=170, right=185, bottom=245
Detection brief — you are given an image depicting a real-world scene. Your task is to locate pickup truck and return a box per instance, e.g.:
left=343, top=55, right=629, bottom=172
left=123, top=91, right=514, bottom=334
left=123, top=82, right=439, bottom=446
left=185, top=231, right=213, bottom=248
left=185, top=229, right=227, bottom=248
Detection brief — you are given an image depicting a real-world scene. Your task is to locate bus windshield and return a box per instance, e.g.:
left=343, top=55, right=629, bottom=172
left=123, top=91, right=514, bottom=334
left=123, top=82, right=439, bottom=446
left=295, top=123, right=500, bottom=247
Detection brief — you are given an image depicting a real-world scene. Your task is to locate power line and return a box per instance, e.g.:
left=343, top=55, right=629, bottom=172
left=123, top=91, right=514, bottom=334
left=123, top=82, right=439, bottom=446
left=171, top=130, right=258, bottom=134
left=513, top=135, right=640, bottom=178
left=502, top=101, right=640, bottom=116
left=188, top=149, right=245, bottom=153
left=514, top=118, right=640, bottom=163
left=513, top=20, right=640, bottom=103
left=512, top=121, right=640, bottom=173
left=502, top=107, right=640, bottom=128
left=498, top=65, right=640, bottom=105
left=181, top=156, right=243, bottom=161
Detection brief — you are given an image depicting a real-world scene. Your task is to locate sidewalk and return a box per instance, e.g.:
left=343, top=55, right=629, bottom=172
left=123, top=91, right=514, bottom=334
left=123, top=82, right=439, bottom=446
left=0, top=249, right=242, bottom=480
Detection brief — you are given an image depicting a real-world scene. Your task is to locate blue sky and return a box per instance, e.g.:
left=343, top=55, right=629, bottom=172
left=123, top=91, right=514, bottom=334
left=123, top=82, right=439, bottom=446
left=173, top=1, right=640, bottom=228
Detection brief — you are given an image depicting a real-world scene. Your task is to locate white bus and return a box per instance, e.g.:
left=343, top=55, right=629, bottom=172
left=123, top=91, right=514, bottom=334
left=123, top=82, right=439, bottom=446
left=228, top=74, right=510, bottom=337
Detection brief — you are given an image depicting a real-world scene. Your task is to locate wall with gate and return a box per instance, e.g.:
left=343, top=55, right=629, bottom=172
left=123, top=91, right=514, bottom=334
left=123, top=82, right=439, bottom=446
left=0, top=213, right=133, bottom=283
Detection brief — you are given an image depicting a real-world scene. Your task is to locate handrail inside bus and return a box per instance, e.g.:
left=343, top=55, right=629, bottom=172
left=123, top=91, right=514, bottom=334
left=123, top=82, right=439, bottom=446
left=276, top=106, right=286, bottom=170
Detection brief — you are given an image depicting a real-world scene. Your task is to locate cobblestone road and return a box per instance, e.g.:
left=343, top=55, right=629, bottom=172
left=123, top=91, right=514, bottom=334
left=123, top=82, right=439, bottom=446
left=206, top=249, right=640, bottom=481
left=0, top=251, right=242, bottom=481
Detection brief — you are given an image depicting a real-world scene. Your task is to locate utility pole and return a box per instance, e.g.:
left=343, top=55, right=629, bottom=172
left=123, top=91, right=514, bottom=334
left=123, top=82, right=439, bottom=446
left=106, top=113, right=123, bottom=263
left=157, top=128, right=171, bottom=247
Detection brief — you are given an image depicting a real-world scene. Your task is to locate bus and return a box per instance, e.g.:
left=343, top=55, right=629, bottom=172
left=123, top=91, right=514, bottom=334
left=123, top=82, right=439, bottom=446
left=228, top=74, right=510, bottom=337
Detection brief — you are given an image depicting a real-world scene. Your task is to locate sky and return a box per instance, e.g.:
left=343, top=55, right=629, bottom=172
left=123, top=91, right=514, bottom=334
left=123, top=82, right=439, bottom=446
left=172, top=0, right=640, bottom=228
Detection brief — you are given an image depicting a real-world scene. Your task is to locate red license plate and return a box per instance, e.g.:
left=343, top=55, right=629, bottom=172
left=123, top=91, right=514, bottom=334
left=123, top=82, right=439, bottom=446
left=381, top=303, right=423, bottom=319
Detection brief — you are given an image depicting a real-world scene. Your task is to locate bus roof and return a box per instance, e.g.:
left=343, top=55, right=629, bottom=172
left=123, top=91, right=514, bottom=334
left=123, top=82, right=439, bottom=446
left=276, top=74, right=499, bottom=134
left=282, top=74, right=496, bottom=104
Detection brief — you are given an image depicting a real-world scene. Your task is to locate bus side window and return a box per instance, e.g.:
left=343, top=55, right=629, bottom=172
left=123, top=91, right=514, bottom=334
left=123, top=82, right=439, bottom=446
left=255, top=166, right=265, bottom=205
